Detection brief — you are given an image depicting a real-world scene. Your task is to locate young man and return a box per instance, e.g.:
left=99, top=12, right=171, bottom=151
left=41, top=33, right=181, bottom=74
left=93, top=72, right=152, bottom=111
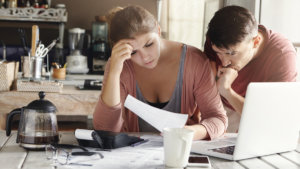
left=204, top=6, right=297, bottom=131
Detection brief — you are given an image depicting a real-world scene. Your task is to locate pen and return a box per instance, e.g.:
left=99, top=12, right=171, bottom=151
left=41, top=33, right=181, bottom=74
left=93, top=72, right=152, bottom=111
left=52, top=62, right=60, bottom=69
left=131, top=139, right=149, bottom=147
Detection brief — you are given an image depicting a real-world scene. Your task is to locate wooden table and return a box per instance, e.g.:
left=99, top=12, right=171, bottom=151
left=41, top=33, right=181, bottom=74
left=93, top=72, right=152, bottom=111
left=0, top=130, right=300, bottom=169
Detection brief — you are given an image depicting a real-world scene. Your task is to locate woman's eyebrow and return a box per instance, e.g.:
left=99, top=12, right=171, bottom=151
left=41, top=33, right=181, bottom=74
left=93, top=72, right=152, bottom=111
left=144, top=39, right=152, bottom=46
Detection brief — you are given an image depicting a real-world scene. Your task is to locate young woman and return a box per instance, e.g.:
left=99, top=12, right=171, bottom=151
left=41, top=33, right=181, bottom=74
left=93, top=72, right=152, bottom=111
left=93, top=5, right=227, bottom=140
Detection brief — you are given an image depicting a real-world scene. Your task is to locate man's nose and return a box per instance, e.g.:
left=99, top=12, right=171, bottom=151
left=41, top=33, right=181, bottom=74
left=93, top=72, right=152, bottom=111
left=218, top=55, right=231, bottom=67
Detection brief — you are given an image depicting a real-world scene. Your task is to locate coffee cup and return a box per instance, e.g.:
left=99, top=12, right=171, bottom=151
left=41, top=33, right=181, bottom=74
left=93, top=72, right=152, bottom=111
left=163, top=128, right=194, bottom=168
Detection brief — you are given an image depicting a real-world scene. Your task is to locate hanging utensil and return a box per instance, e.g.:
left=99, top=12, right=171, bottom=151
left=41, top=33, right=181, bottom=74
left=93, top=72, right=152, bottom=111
left=17, top=28, right=29, bottom=56
left=0, top=40, right=6, bottom=64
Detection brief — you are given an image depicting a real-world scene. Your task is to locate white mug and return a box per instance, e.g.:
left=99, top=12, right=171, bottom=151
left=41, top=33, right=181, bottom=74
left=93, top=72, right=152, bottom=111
left=163, top=128, right=194, bottom=168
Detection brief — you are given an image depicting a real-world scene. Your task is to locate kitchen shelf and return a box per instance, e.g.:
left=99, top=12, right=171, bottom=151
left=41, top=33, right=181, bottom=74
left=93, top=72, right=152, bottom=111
left=0, top=7, right=68, bottom=49
left=0, top=7, right=67, bottom=22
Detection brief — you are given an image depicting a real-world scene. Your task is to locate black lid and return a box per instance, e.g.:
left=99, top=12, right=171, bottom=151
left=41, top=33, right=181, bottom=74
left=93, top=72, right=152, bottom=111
left=26, top=91, right=57, bottom=112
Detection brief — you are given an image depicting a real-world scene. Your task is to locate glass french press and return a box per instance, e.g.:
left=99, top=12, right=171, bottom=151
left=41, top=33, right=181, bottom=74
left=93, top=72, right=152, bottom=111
left=6, top=91, right=59, bottom=150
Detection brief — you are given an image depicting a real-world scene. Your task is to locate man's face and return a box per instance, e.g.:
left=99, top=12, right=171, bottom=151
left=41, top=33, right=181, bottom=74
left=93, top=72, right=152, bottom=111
left=212, top=38, right=256, bottom=71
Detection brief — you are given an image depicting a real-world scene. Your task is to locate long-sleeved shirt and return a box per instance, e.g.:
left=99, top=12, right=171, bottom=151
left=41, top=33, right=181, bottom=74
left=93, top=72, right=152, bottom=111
left=93, top=45, right=228, bottom=140
left=204, top=25, right=297, bottom=110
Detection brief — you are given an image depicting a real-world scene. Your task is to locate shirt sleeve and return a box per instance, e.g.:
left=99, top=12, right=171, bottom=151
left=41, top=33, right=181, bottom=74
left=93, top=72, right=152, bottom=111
left=93, top=59, right=125, bottom=132
left=193, top=56, right=228, bottom=140
left=267, top=50, right=297, bottom=82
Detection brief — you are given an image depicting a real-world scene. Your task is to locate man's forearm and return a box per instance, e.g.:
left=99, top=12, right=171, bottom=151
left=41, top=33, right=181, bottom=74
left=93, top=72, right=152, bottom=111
left=222, top=88, right=244, bottom=115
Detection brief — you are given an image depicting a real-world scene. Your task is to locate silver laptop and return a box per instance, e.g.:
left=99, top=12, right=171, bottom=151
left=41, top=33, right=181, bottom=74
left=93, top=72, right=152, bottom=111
left=191, top=82, right=300, bottom=160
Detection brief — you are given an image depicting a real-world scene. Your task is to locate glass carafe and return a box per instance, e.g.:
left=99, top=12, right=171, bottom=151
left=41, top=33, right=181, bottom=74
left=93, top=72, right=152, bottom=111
left=6, top=91, right=59, bottom=150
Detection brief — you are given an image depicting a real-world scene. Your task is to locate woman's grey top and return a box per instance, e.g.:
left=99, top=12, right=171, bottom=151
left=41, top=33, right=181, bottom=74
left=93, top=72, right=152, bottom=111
left=136, top=44, right=187, bottom=132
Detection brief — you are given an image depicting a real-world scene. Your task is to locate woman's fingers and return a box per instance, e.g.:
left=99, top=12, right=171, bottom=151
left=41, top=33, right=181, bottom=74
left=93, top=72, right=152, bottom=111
left=112, top=44, right=132, bottom=56
left=113, top=39, right=135, bottom=49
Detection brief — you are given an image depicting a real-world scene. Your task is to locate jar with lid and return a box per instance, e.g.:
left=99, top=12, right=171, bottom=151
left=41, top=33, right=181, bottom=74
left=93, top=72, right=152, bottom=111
left=8, top=0, right=17, bottom=8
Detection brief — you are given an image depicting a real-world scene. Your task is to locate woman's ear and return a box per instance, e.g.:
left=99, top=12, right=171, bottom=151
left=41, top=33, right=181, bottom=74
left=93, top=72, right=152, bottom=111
left=252, top=35, right=261, bottom=48
left=156, top=22, right=161, bottom=37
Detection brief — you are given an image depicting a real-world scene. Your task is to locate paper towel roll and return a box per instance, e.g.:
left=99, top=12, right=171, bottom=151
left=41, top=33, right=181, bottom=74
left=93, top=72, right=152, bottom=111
left=75, top=129, right=94, bottom=140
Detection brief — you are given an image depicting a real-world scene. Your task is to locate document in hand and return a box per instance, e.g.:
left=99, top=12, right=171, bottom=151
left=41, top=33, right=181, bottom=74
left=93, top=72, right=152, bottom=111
left=124, top=95, right=188, bottom=132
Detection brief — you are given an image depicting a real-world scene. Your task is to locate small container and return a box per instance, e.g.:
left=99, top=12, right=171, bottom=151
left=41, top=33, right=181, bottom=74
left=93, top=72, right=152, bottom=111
left=33, top=57, right=43, bottom=79
left=22, top=56, right=33, bottom=78
left=52, top=68, right=66, bottom=80
left=8, top=0, right=17, bottom=8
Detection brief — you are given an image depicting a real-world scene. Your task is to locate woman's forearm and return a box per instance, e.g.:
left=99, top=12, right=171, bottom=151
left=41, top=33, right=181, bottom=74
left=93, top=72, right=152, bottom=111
left=101, top=72, right=121, bottom=107
left=184, top=124, right=209, bottom=140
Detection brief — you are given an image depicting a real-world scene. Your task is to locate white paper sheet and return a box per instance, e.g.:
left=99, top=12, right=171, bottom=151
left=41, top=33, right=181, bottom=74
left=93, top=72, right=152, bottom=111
left=75, top=129, right=93, bottom=140
left=58, top=135, right=165, bottom=169
left=124, top=95, right=188, bottom=132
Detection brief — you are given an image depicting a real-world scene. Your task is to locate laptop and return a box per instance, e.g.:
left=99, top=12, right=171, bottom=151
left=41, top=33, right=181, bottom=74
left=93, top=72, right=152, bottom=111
left=191, top=82, right=300, bottom=160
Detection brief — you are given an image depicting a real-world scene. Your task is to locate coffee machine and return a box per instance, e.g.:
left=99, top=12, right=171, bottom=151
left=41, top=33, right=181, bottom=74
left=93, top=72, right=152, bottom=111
left=91, top=16, right=110, bottom=74
left=66, top=28, right=89, bottom=74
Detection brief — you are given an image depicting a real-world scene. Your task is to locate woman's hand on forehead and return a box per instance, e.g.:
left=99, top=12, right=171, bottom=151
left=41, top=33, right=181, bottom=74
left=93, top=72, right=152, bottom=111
left=117, top=39, right=136, bottom=47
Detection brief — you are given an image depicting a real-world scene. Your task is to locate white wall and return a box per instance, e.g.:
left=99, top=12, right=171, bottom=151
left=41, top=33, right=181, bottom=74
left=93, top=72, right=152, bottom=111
left=260, top=0, right=300, bottom=44
left=224, top=0, right=300, bottom=44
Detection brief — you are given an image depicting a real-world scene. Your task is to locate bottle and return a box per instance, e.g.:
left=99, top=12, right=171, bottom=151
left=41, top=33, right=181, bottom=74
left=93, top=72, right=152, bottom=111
left=18, top=0, right=27, bottom=7
left=8, top=0, right=17, bottom=8
left=0, top=0, right=6, bottom=8
left=25, top=0, right=30, bottom=7
left=40, top=0, right=48, bottom=8
left=33, top=0, right=38, bottom=8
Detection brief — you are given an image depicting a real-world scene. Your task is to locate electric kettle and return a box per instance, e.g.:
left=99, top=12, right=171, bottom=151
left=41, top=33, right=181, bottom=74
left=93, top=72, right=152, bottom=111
left=6, top=91, right=59, bottom=150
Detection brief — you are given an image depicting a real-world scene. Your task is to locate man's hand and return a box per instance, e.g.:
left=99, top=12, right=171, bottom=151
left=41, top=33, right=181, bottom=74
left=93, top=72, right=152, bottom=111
left=216, top=67, right=238, bottom=98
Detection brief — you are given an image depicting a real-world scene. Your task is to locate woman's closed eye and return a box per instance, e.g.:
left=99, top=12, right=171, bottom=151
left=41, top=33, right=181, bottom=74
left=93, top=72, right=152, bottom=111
left=145, top=42, right=153, bottom=47
left=131, top=50, right=137, bottom=55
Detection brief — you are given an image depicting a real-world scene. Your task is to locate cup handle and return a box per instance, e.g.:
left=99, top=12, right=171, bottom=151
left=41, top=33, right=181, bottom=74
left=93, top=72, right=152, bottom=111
left=178, top=136, right=188, bottom=161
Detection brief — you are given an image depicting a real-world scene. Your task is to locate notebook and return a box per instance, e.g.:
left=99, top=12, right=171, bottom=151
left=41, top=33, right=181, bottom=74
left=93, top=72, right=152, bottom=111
left=191, top=82, right=300, bottom=160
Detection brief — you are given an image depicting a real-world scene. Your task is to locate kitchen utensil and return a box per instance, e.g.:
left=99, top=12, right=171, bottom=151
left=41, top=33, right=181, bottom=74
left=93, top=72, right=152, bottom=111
left=35, top=44, right=49, bottom=58
left=6, top=91, right=59, bottom=150
left=91, top=18, right=109, bottom=74
left=0, top=40, right=6, bottom=64
left=32, top=56, right=43, bottom=79
left=17, top=28, right=29, bottom=56
left=66, top=28, right=90, bottom=74
left=31, top=25, right=39, bottom=57
left=46, top=38, right=59, bottom=52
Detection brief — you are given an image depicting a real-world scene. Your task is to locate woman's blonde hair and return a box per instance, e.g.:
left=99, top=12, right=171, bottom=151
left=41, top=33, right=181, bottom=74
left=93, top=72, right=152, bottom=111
left=106, top=5, right=157, bottom=46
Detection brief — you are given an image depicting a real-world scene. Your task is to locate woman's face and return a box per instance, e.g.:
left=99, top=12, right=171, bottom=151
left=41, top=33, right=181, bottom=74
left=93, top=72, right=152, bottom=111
left=128, top=31, right=161, bottom=69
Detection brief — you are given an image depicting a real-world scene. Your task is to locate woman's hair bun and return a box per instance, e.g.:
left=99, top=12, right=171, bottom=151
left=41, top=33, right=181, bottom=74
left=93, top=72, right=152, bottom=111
left=106, top=7, right=123, bottom=26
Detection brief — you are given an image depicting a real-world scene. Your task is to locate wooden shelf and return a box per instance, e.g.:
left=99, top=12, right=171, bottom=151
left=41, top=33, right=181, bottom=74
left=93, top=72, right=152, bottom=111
left=0, top=7, right=67, bottom=23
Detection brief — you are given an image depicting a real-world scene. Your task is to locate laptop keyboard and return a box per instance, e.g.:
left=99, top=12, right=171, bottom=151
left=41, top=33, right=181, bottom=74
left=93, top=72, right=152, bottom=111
left=210, top=146, right=235, bottom=155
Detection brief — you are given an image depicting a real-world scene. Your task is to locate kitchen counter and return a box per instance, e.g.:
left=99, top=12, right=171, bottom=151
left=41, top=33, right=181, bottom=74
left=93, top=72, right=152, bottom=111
left=0, top=75, right=103, bottom=130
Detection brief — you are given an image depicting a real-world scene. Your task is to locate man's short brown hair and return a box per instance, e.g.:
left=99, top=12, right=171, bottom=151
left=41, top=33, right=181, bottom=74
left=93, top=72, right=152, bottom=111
left=207, top=5, right=258, bottom=49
